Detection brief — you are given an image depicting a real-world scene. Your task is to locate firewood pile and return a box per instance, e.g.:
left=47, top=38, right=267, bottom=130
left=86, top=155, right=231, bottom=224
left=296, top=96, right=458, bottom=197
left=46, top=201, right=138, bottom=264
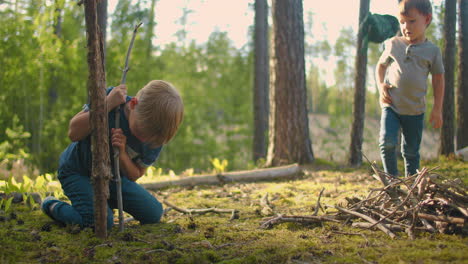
left=261, top=167, right=467, bottom=239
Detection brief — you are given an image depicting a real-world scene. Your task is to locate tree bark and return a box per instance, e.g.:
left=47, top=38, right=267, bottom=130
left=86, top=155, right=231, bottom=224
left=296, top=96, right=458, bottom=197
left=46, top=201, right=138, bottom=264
left=48, top=0, right=63, bottom=105
left=266, top=0, right=314, bottom=166
left=440, top=0, right=457, bottom=155
left=349, top=0, right=370, bottom=166
left=146, top=0, right=157, bottom=58
left=457, top=0, right=468, bottom=150
left=84, top=0, right=111, bottom=239
left=97, top=0, right=107, bottom=65
left=253, top=0, right=269, bottom=162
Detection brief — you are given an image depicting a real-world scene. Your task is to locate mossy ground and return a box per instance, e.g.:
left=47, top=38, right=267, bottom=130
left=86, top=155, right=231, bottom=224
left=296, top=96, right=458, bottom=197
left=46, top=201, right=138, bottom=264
left=1, top=158, right=467, bottom=263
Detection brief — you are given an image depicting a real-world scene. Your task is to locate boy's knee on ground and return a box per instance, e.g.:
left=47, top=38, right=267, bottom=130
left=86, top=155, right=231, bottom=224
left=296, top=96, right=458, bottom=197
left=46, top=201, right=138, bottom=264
left=138, top=201, right=163, bottom=224
left=107, top=213, right=114, bottom=229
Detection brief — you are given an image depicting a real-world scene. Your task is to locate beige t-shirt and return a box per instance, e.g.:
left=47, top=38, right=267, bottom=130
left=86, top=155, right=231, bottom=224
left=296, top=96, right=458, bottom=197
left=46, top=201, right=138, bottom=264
left=378, top=36, right=444, bottom=115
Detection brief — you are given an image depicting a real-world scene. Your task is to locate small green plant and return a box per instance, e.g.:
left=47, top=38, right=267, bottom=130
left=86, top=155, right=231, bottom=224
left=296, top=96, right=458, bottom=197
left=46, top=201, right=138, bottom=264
left=0, top=173, right=63, bottom=210
left=210, top=158, right=228, bottom=173
left=139, top=166, right=163, bottom=182
left=0, top=196, right=14, bottom=213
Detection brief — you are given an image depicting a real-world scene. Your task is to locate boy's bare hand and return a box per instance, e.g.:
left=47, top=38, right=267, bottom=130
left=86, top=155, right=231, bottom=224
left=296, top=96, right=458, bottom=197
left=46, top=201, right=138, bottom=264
left=111, top=128, right=127, bottom=152
left=379, top=83, right=392, bottom=104
left=106, top=84, right=127, bottom=111
left=429, top=109, right=443, bottom=129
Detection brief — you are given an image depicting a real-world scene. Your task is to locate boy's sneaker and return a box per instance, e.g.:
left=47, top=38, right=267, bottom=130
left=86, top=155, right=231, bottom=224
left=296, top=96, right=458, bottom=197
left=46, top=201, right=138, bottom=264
left=41, top=196, right=59, bottom=220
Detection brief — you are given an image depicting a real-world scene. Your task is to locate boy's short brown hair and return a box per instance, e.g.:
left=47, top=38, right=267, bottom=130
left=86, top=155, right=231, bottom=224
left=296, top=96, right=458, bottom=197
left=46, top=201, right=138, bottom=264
left=135, top=80, right=183, bottom=148
left=399, top=0, right=433, bottom=17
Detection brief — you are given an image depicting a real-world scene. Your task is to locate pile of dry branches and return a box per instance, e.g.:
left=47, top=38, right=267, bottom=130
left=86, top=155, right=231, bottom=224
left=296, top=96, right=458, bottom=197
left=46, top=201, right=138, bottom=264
left=261, top=167, right=467, bottom=239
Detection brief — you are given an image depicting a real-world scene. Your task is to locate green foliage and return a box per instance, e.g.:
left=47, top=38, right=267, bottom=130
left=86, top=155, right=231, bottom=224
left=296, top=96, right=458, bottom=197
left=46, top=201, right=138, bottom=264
left=0, top=115, right=31, bottom=163
left=0, top=173, right=63, bottom=211
left=0, top=197, right=14, bottom=213
left=0, top=0, right=446, bottom=174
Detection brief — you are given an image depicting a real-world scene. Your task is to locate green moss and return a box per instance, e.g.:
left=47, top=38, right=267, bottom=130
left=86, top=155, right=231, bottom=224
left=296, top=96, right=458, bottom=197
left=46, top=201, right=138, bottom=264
left=1, top=159, right=467, bottom=263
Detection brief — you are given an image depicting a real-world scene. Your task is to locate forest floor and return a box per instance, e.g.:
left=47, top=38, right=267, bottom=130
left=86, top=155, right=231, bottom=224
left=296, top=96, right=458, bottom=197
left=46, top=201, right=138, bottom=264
left=0, top=158, right=467, bottom=263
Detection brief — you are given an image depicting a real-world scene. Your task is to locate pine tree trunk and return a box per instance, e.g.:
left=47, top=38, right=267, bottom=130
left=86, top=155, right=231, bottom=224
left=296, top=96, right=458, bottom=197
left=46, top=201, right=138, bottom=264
left=253, top=0, right=269, bottom=162
left=84, top=0, right=111, bottom=239
left=97, top=0, right=107, bottom=65
left=48, top=0, right=62, bottom=105
left=146, top=0, right=157, bottom=58
left=440, top=0, right=457, bottom=155
left=349, top=0, right=370, bottom=166
left=457, top=0, right=468, bottom=150
left=266, top=0, right=314, bottom=166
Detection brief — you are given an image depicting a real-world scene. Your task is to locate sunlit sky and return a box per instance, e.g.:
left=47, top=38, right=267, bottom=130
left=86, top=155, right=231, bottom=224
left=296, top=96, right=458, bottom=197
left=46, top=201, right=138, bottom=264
left=108, top=0, right=443, bottom=87
left=109, top=0, right=442, bottom=48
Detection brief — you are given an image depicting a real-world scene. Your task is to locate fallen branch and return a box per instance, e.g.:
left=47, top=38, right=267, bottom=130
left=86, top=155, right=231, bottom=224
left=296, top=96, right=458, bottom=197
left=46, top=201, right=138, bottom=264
left=418, top=213, right=465, bottom=225
left=332, top=205, right=396, bottom=239
left=163, top=200, right=239, bottom=220
left=257, top=166, right=466, bottom=238
left=313, top=188, right=325, bottom=216
left=260, top=214, right=340, bottom=229
left=142, top=164, right=302, bottom=190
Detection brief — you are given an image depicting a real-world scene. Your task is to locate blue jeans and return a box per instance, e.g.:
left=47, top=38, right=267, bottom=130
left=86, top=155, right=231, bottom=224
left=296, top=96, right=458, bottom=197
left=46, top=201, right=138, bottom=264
left=379, top=107, right=424, bottom=177
left=49, top=171, right=163, bottom=229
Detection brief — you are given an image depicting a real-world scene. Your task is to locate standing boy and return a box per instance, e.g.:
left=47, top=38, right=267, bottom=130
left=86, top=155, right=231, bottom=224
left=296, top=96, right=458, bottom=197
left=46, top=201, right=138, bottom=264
left=376, top=0, right=445, bottom=176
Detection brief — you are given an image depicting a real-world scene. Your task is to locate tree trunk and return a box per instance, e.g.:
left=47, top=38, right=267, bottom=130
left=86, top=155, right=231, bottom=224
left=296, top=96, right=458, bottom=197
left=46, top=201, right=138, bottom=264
left=253, top=0, right=269, bottom=162
left=97, top=0, right=107, bottom=65
left=48, top=0, right=62, bottom=105
left=440, top=0, right=457, bottom=155
left=84, top=0, right=111, bottom=239
left=349, top=0, right=370, bottom=166
left=146, top=0, right=157, bottom=58
left=457, top=0, right=468, bottom=150
left=266, top=0, right=314, bottom=166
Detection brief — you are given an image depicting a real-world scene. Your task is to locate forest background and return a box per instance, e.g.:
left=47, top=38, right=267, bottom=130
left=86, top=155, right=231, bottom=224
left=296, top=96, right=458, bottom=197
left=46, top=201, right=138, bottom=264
left=0, top=0, right=449, bottom=177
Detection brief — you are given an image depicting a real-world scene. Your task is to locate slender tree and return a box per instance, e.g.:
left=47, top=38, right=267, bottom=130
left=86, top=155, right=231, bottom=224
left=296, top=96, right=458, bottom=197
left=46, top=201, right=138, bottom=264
left=266, top=0, right=314, bottom=166
left=48, top=0, right=63, bottom=105
left=457, top=0, right=468, bottom=150
left=253, top=0, right=269, bottom=162
left=84, top=0, right=111, bottom=238
left=97, top=0, right=107, bottom=64
left=440, top=0, right=457, bottom=155
left=146, top=0, right=157, bottom=57
left=349, top=0, right=370, bottom=166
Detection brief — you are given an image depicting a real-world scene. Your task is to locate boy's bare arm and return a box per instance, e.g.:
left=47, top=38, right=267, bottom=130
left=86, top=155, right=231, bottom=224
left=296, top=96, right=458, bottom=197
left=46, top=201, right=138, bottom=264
left=111, top=128, right=146, bottom=181
left=429, top=73, right=445, bottom=129
left=376, top=63, right=392, bottom=104
left=68, top=85, right=127, bottom=142
left=118, top=151, right=147, bottom=181
left=68, top=111, right=91, bottom=142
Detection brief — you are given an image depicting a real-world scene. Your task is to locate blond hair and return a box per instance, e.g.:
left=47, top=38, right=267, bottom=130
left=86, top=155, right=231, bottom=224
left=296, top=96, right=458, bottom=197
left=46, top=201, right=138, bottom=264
left=135, top=80, right=184, bottom=148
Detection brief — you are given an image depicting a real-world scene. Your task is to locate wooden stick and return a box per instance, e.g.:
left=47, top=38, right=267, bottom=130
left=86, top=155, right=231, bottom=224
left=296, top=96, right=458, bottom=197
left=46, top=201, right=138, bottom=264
left=260, top=214, right=340, bottom=229
left=332, top=205, right=396, bottom=239
left=418, top=213, right=465, bottom=225
left=114, top=22, right=142, bottom=232
left=352, top=222, right=429, bottom=232
left=313, top=188, right=325, bottom=216
left=362, top=154, right=399, bottom=199
left=163, top=200, right=239, bottom=220
left=368, top=168, right=428, bottom=229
